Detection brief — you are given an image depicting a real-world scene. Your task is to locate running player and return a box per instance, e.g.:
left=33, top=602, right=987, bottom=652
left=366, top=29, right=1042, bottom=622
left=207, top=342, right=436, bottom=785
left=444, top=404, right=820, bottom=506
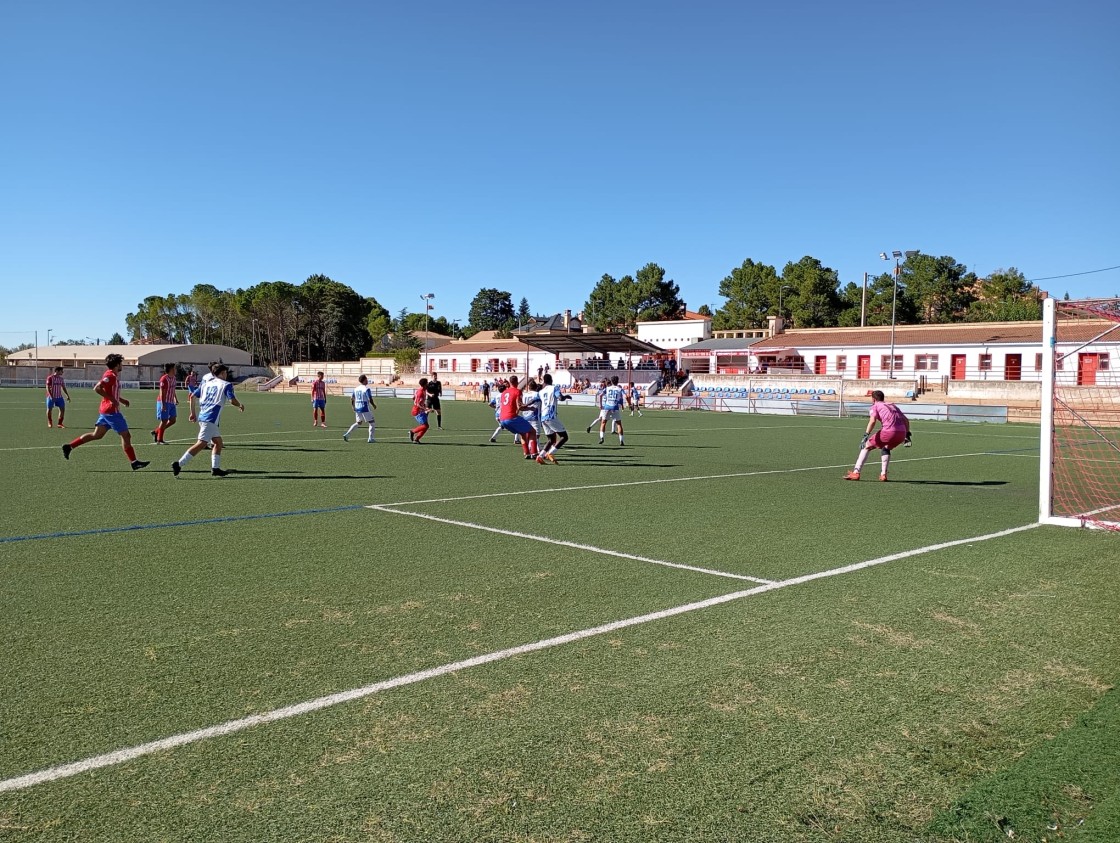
left=498, top=375, right=539, bottom=460
left=61, top=353, right=150, bottom=470
left=594, top=375, right=626, bottom=445
left=627, top=382, right=643, bottom=416
left=425, top=374, right=443, bottom=429
left=409, top=378, right=431, bottom=443
left=520, top=378, right=543, bottom=456
left=172, top=363, right=245, bottom=477
left=311, top=371, right=328, bottom=428
left=152, top=362, right=178, bottom=444
left=536, top=373, right=572, bottom=463
left=184, top=368, right=200, bottom=421
left=343, top=375, right=377, bottom=443
left=844, top=390, right=911, bottom=481
left=45, top=366, right=71, bottom=428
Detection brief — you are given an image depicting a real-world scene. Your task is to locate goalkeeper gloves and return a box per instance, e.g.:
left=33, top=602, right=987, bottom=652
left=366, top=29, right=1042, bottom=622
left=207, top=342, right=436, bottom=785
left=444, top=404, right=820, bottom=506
left=860, top=433, right=871, bottom=447
left=903, top=433, right=913, bottom=447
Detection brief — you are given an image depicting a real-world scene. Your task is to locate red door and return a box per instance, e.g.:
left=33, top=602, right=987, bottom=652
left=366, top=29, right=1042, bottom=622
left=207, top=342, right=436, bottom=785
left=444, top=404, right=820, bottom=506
left=857, top=356, right=871, bottom=378
left=951, top=354, right=967, bottom=380
left=814, top=355, right=827, bottom=375
left=1005, top=354, right=1021, bottom=381
left=1078, top=354, right=1099, bottom=386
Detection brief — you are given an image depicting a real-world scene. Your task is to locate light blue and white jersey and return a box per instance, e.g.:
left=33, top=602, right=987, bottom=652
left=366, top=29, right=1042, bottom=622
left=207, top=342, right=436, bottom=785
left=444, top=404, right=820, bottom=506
left=520, top=389, right=541, bottom=423
left=539, top=385, right=564, bottom=421
left=197, top=379, right=235, bottom=424
left=353, top=385, right=373, bottom=413
left=490, top=395, right=500, bottom=420
left=602, top=384, right=625, bottom=410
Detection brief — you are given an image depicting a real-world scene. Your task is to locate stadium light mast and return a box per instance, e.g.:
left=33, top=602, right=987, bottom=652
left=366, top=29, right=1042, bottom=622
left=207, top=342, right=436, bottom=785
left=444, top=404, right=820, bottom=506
left=421, top=293, right=435, bottom=374
left=880, top=250, right=920, bottom=379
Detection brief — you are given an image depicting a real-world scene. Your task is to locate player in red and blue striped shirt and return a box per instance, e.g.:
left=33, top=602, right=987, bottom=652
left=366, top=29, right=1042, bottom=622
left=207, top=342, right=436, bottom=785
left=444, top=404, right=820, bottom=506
left=45, top=367, right=71, bottom=428
left=311, top=372, right=328, bottom=428
left=152, top=362, right=178, bottom=444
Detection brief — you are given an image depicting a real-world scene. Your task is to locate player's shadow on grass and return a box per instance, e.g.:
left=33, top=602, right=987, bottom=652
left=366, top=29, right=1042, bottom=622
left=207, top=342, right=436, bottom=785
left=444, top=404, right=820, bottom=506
left=240, top=444, right=331, bottom=452
left=191, top=469, right=392, bottom=480
left=892, top=480, right=1009, bottom=486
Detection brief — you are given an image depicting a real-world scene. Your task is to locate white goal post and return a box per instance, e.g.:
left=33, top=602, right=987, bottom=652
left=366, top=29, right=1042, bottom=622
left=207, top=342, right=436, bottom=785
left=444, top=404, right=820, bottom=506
left=1039, top=296, right=1120, bottom=530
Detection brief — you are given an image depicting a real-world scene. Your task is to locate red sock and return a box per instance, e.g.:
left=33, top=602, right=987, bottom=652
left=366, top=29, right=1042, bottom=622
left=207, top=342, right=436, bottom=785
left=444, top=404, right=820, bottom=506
left=124, top=445, right=137, bottom=461
left=414, top=423, right=429, bottom=441
left=69, top=437, right=83, bottom=449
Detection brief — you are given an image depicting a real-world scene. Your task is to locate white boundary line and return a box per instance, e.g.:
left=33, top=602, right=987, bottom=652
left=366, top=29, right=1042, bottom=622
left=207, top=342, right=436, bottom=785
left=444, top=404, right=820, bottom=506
left=0, top=522, right=1038, bottom=794
left=367, top=505, right=775, bottom=584
left=372, top=451, right=1025, bottom=508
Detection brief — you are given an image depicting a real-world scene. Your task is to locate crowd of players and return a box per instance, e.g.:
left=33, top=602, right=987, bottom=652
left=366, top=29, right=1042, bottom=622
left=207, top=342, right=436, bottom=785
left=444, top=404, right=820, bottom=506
left=49, top=355, right=644, bottom=477
left=50, top=353, right=912, bottom=480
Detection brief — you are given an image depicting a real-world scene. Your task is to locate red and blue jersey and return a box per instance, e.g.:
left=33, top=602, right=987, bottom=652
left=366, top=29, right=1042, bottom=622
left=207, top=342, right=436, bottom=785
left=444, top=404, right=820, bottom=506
left=158, top=373, right=177, bottom=404
left=498, top=386, right=522, bottom=421
left=311, top=379, right=327, bottom=401
left=98, top=369, right=121, bottom=415
left=46, top=373, right=65, bottom=400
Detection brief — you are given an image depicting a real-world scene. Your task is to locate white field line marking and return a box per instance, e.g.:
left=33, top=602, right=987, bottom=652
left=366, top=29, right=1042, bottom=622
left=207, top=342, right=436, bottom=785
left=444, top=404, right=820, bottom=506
left=373, top=450, right=1027, bottom=508
left=367, top=505, right=774, bottom=584
left=0, top=522, right=1039, bottom=795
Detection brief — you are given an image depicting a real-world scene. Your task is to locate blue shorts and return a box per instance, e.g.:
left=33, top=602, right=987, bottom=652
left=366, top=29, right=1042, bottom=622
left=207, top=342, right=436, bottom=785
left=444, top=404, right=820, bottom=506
left=413, top=411, right=429, bottom=426
left=500, top=417, right=535, bottom=435
left=46, top=397, right=66, bottom=409
left=156, top=401, right=177, bottom=421
left=312, top=399, right=326, bottom=410
left=95, top=412, right=129, bottom=433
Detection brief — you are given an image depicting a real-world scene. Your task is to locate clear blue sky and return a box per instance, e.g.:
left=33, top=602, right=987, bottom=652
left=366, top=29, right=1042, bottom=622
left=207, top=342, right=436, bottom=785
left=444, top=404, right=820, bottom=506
left=3, top=0, right=1117, bottom=346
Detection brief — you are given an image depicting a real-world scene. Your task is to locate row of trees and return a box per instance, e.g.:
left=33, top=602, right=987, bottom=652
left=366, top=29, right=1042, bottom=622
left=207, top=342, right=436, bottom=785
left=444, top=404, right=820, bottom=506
left=108, top=255, right=1045, bottom=364
left=713, top=255, right=1043, bottom=330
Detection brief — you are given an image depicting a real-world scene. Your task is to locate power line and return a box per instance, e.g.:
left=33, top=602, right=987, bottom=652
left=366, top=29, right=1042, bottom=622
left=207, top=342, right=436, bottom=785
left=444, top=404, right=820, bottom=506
left=1028, top=264, right=1120, bottom=282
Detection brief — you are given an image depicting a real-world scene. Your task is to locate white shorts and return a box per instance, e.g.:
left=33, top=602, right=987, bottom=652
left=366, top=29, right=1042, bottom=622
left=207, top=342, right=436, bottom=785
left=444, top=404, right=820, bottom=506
left=354, top=410, right=374, bottom=424
left=198, top=421, right=221, bottom=442
left=542, top=418, right=567, bottom=436
left=520, top=415, right=542, bottom=434
left=599, top=408, right=621, bottom=423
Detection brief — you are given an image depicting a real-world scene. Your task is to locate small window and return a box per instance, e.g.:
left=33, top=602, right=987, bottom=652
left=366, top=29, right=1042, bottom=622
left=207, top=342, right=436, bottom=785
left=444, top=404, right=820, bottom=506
left=1035, top=353, right=1043, bottom=372
left=1100, top=354, right=1110, bottom=371
left=915, top=354, right=939, bottom=371
left=836, top=355, right=847, bottom=372
left=979, top=354, right=993, bottom=372
left=880, top=354, right=903, bottom=372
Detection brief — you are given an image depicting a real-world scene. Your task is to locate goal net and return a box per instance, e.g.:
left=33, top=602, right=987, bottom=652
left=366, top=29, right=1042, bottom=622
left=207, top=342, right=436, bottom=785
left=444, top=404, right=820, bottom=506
left=1040, top=297, right=1120, bottom=529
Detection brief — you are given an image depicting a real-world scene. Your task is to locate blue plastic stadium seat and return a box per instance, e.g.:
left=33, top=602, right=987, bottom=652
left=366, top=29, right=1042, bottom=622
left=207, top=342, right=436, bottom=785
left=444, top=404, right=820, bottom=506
left=826, top=388, right=836, bottom=395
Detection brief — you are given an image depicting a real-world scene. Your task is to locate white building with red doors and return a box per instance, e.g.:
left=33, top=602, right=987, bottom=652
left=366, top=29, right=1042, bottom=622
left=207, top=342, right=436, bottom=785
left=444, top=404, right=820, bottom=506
left=679, top=319, right=1119, bottom=387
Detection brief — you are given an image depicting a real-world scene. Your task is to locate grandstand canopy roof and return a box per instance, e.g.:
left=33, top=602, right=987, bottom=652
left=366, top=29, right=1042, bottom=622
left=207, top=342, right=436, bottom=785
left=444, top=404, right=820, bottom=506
left=513, top=330, right=664, bottom=357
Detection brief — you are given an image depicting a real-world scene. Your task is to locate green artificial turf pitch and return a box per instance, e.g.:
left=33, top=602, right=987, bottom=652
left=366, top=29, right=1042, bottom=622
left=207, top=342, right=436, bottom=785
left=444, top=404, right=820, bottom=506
left=1, top=387, right=1118, bottom=842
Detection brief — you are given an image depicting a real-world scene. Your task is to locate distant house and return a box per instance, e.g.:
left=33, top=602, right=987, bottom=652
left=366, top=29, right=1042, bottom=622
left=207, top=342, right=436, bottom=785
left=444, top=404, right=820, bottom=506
left=635, top=310, right=711, bottom=352
left=423, top=331, right=557, bottom=381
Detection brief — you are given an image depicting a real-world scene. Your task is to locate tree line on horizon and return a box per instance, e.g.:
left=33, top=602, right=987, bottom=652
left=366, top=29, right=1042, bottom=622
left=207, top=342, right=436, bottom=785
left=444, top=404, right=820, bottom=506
left=10, top=255, right=1045, bottom=365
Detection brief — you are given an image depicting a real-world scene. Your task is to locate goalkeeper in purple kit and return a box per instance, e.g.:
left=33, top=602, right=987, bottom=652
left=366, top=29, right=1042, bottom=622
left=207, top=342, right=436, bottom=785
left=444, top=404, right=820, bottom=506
left=844, top=390, right=911, bottom=481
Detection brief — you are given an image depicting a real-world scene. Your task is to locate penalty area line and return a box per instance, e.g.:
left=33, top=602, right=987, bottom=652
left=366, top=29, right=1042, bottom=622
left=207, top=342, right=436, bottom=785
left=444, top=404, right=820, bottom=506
left=0, top=521, right=1038, bottom=795
left=367, top=505, right=775, bottom=585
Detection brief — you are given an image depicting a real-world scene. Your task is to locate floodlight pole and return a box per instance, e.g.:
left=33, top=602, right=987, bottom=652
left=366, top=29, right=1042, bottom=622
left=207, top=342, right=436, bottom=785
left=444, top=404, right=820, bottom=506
left=880, top=250, right=919, bottom=379
left=421, top=293, right=435, bottom=374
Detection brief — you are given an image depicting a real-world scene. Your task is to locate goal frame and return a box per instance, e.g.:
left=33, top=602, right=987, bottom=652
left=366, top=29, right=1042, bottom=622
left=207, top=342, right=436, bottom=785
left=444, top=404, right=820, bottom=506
left=1039, top=296, right=1120, bottom=529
